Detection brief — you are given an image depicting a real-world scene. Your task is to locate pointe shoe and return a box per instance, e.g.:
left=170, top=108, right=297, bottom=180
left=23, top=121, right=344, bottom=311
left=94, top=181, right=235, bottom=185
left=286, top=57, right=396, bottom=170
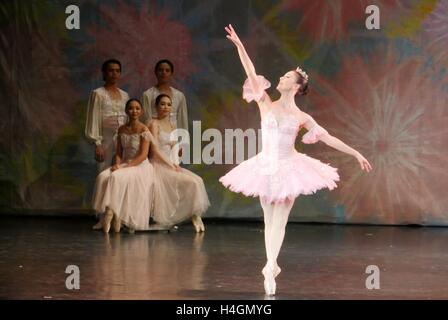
left=92, top=220, right=103, bottom=230
left=199, top=217, right=205, bottom=232
left=192, top=215, right=200, bottom=233
left=262, top=267, right=276, bottom=296
left=92, top=215, right=104, bottom=230
left=112, top=212, right=121, bottom=233
left=264, top=278, right=276, bottom=296
left=192, top=215, right=205, bottom=233
left=274, top=265, right=281, bottom=278
left=102, top=209, right=113, bottom=233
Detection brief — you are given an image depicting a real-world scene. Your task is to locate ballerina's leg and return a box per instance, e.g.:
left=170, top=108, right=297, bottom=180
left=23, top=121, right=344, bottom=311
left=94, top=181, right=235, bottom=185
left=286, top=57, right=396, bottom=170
left=260, top=197, right=294, bottom=295
left=269, top=198, right=294, bottom=271
left=261, top=198, right=295, bottom=295
left=260, top=197, right=275, bottom=266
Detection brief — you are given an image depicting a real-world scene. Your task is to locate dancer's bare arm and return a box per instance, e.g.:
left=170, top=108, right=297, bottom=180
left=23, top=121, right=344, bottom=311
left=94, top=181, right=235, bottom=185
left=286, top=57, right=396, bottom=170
left=225, top=24, right=271, bottom=106
left=303, top=114, right=372, bottom=172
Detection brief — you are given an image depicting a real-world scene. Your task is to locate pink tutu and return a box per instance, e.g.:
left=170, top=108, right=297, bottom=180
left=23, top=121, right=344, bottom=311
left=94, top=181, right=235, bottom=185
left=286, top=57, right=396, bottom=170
left=220, top=150, right=339, bottom=204
left=220, top=74, right=340, bottom=204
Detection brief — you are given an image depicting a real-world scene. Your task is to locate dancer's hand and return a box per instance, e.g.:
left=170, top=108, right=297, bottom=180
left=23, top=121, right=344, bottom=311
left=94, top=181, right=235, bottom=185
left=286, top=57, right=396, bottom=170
left=172, top=164, right=181, bottom=172
left=95, top=145, right=105, bottom=162
left=355, top=152, right=372, bottom=172
left=225, top=24, right=243, bottom=48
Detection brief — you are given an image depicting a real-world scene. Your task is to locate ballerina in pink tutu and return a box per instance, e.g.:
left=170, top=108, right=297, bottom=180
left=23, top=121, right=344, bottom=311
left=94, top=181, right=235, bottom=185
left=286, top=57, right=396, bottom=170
left=220, top=24, right=373, bottom=296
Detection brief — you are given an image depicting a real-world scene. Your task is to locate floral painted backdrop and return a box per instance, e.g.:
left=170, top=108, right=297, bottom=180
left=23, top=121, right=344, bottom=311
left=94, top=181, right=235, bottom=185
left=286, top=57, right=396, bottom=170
left=0, top=0, right=447, bottom=225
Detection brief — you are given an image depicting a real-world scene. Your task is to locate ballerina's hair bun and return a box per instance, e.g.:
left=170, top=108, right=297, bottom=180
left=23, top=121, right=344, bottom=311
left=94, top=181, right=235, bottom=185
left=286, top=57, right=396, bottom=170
left=295, top=66, right=309, bottom=96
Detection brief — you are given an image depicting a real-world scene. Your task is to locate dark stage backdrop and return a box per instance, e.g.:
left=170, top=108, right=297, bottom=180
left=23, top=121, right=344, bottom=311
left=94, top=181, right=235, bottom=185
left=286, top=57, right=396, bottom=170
left=1, top=0, right=447, bottom=225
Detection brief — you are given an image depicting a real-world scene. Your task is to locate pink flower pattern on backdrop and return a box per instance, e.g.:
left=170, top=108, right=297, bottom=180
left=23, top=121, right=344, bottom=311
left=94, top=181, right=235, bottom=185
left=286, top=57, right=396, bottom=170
left=84, top=0, right=195, bottom=95
left=422, top=0, right=448, bottom=67
left=304, top=48, right=448, bottom=224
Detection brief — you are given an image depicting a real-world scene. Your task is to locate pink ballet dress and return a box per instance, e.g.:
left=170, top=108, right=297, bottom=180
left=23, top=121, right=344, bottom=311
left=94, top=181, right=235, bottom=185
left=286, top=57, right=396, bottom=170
left=92, top=130, right=154, bottom=230
left=219, top=75, right=340, bottom=204
left=150, top=129, right=210, bottom=227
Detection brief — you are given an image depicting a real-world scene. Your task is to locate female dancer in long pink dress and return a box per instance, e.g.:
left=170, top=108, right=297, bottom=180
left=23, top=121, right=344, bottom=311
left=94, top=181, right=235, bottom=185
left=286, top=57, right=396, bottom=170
left=148, top=94, right=210, bottom=232
left=219, top=25, right=373, bottom=296
left=93, top=99, right=176, bottom=233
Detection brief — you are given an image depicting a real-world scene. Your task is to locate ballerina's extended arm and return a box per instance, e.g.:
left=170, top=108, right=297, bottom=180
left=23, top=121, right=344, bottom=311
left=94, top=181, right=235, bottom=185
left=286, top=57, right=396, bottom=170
left=225, top=24, right=270, bottom=104
left=303, top=114, right=373, bottom=172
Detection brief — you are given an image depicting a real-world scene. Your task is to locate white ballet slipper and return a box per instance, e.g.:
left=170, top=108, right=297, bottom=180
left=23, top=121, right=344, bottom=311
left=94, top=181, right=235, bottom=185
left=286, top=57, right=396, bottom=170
left=92, top=221, right=102, bottom=230
left=192, top=215, right=205, bottom=233
left=92, top=215, right=104, bottom=230
left=112, top=212, right=121, bottom=233
left=262, top=267, right=276, bottom=296
left=102, top=208, right=113, bottom=233
left=262, top=264, right=281, bottom=296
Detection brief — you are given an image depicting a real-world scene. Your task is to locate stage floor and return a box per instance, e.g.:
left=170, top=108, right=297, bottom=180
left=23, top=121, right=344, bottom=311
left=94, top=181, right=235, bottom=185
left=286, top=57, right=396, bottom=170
left=1, top=217, right=447, bottom=300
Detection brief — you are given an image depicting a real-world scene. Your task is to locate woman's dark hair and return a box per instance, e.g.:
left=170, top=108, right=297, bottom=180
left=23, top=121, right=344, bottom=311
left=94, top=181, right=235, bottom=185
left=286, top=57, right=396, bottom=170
left=101, top=59, right=122, bottom=81
left=154, top=59, right=174, bottom=74
left=125, top=98, right=142, bottom=113
left=294, top=71, right=309, bottom=96
left=155, top=94, right=172, bottom=107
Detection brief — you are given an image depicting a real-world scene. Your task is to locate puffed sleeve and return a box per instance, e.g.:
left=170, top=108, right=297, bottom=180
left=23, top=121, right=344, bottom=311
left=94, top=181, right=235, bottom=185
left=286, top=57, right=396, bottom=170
left=302, top=125, right=329, bottom=144
left=242, top=75, right=271, bottom=103
left=177, top=91, right=189, bottom=132
left=140, top=130, right=153, bottom=142
left=123, top=90, right=130, bottom=103
left=85, top=90, right=102, bottom=146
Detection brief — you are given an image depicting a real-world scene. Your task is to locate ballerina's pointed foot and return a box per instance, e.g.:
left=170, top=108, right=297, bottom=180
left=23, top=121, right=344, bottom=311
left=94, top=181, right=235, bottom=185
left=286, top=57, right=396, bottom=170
left=92, top=215, right=105, bottom=230
left=92, top=220, right=103, bottom=230
left=102, top=208, right=113, bottom=233
left=263, top=269, right=276, bottom=296
left=112, top=212, right=121, bottom=233
left=264, top=280, right=276, bottom=296
left=262, top=265, right=281, bottom=296
left=192, top=215, right=205, bottom=233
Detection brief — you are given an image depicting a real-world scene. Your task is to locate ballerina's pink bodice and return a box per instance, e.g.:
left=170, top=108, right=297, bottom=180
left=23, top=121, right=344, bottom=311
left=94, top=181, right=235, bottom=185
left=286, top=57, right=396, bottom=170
left=119, top=131, right=151, bottom=162
left=261, top=112, right=300, bottom=159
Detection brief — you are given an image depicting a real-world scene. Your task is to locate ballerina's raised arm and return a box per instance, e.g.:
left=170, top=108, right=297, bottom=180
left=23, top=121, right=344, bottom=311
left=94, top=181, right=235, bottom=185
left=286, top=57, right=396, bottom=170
left=225, top=24, right=272, bottom=110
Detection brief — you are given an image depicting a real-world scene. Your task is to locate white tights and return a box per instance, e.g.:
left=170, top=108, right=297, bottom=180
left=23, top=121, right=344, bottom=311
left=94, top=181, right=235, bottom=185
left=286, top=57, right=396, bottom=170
left=260, top=197, right=295, bottom=277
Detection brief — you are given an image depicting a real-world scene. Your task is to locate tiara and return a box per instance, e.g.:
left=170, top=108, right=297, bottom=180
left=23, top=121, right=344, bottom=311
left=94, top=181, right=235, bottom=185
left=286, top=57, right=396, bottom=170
left=295, top=66, right=309, bottom=82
